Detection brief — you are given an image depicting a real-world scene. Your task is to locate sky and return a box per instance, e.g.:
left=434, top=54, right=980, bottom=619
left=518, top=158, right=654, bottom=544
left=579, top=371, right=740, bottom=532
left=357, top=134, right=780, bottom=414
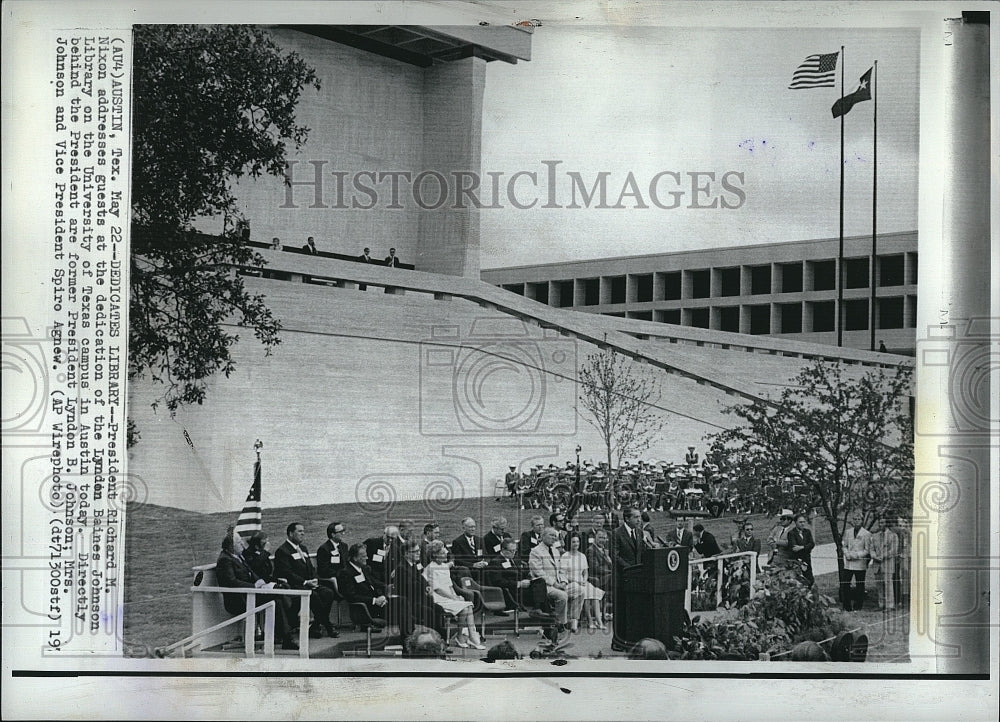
left=479, top=24, right=919, bottom=268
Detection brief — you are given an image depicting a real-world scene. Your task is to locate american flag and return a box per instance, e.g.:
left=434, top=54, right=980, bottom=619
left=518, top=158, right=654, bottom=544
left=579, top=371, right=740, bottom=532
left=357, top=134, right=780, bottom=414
left=233, top=457, right=262, bottom=545
left=788, top=52, right=839, bottom=89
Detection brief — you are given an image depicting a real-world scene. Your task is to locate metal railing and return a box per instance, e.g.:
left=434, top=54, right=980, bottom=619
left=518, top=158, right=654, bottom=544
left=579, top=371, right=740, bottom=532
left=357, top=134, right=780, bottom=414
left=685, top=550, right=758, bottom=613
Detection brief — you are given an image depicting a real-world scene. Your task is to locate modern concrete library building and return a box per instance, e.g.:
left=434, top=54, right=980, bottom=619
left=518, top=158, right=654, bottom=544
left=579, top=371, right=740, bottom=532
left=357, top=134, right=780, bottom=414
left=481, top=231, right=918, bottom=355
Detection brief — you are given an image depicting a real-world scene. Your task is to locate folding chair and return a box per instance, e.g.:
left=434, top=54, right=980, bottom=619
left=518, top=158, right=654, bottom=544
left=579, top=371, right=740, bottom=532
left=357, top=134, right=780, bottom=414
left=459, top=577, right=508, bottom=639
left=347, top=602, right=386, bottom=658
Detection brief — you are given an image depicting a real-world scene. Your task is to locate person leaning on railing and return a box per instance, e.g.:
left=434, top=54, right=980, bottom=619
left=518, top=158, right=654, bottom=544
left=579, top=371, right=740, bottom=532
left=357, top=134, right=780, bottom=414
left=216, top=530, right=299, bottom=651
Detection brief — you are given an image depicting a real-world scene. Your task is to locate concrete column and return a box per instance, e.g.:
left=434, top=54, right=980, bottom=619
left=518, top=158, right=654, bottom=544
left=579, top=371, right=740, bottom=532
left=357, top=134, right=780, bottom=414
left=740, top=265, right=752, bottom=296
left=415, top=57, right=486, bottom=278
left=573, top=279, right=586, bottom=307
left=653, top=272, right=666, bottom=301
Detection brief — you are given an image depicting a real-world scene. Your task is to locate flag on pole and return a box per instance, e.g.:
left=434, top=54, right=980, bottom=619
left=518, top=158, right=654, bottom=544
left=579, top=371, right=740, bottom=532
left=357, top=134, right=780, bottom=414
left=788, top=52, right=839, bottom=89
left=831, top=67, right=873, bottom=118
left=233, top=456, right=262, bottom=549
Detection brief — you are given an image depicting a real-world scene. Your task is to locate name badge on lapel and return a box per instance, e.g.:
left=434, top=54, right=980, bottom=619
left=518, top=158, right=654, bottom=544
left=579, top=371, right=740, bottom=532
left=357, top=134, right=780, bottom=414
left=417, top=563, right=423, bottom=570
left=331, top=553, right=340, bottom=562
left=492, top=544, right=501, bottom=553
left=354, top=573, right=365, bottom=584
left=501, top=561, right=511, bottom=569
left=373, top=550, right=385, bottom=563
left=477, top=549, right=483, bottom=557
left=291, top=552, right=303, bottom=560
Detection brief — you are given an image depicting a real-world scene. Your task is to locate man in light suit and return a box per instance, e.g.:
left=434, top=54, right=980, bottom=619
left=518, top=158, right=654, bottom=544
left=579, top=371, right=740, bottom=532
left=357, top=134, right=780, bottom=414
left=841, top=510, right=871, bottom=611
left=273, top=522, right=337, bottom=639
left=529, top=527, right=583, bottom=631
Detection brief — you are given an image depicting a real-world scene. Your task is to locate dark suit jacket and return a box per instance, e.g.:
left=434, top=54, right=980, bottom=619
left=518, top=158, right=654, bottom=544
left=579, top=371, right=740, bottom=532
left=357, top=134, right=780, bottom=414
left=316, top=539, right=348, bottom=580
left=485, top=556, right=528, bottom=592
left=611, top=524, right=645, bottom=574
left=694, top=531, right=722, bottom=558
left=665, top=529, right=695, bottom=548
left=390, top=560, right=439, bottom=635
left=273, top=540, right=316, bottom=589
left=518, top=531, right=542, bottom=561
left=358, top=254, right=374, bottom=263
left=482, top=530, right=509, bottom=560
left=586, top=544, right=613, bottom=591
left=302, top=243, right=317, bottom=254
left=384, top=255, right=400, bottom=267
left=450, top=534, right=484, bottom=568
left=364, top=536, right=402, bottom=586
left=215, top=551, right=259, bottom=616
left=337, top=562, right=385, bottom=608
left=787, top=527, right=815, bottom=561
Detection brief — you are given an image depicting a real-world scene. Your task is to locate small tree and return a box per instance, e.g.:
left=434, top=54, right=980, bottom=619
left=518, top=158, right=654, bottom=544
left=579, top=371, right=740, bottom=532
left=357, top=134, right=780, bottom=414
left=578, top=348, right=666, bottom=476
left=706, top=359, right=913, bottom=582
left=129, top=25, right=320, bottom=445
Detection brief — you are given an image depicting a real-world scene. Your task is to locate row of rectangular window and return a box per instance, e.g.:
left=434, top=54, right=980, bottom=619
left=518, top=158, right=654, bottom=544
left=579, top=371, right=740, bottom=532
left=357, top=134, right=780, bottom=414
left=606, top=296, right=917, bottom=334
left=501, top=253, right=917, bottom=307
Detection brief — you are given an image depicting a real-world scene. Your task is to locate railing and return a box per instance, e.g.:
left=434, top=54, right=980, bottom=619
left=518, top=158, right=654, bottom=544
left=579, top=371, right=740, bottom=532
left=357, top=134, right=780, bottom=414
left=685, top=551, right=758, bottom=613
left=189, top=564, right=312, bottom=658
left=158, top=598, right=277, bottom=658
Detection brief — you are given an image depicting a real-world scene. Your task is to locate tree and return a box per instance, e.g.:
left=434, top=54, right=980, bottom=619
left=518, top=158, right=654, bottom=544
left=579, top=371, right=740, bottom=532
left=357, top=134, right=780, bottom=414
left=578, top=348, right=666, bottom=477
left=129, top=25, right=320, bottom=445
left=706, top=359, right=913, bottom=582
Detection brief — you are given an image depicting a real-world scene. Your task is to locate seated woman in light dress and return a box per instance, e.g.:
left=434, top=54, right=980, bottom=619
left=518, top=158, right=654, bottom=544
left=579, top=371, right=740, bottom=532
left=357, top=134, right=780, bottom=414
left=559, top=532, right=606, bottom=631
left=422, top=541, right=484, bottom=649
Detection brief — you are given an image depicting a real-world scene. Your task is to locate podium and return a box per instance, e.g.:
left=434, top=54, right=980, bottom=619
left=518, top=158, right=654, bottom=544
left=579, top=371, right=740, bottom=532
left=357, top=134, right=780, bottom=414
left=620, top=546, right=689, bottom=648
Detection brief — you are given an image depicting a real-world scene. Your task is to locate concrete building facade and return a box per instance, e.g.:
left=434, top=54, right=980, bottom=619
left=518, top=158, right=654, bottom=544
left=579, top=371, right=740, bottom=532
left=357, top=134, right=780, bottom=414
left=212, top=25, right=531, bottom=278
left=481, top=231, right=918, bottom=355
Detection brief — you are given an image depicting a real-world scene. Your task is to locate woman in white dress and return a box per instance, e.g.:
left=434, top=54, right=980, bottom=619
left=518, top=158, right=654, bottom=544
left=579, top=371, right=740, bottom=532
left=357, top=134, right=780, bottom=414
left=559, top=533, right=606, bottom=631
left=422, top=541, right=484, bottom=649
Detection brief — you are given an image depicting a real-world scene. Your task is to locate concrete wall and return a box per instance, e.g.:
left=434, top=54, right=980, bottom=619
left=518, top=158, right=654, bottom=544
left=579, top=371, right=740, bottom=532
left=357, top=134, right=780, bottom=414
left=201, top=29, right=426, bottom=262
left=416, top=57, right=486, bottom=277
left=127, top=279, right=815, bottom=513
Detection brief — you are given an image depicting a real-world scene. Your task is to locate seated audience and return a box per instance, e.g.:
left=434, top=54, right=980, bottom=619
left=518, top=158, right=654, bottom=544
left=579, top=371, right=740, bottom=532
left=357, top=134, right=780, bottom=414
left=216, top=530, right=298, bottom=650
left=628, top=638, right=668, bottom=660
left=273, top=522, right=338, bottom=639
left=485, top=539, right=535, bottom=614
left=337, top=542, right=388, bottom=628
left=423, top=541, right=484, bottom=649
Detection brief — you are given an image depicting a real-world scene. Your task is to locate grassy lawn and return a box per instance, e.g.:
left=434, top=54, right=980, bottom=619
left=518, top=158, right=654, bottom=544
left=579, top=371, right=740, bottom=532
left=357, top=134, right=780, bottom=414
left=123, top=495, right=896, bottom=658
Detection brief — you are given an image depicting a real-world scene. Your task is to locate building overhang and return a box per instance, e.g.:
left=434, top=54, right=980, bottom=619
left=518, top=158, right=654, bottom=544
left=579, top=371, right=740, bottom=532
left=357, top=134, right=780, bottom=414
left=284, top=24, right=532, bottom=67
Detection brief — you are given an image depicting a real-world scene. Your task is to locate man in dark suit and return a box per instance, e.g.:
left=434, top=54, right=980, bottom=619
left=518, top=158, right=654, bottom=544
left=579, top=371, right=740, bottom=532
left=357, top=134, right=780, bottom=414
left=273, top=522, right=337, bottom=639
left=693, top=524, right=722, bottom=558
left=787, top=514, right=816, bottom=586
left=518, top=515, right=545, bottom=562
left=364, top=526, right=403, bottom=587
left=302, top=236, right=318, bottom=254
left=391, top=540, right=443, bottom=637
left=419, top=523, right=440, bottom=568
left=384, top=247, right=400, bottom=267
left=337, top=543, right=388, bottom=628
left=667, top=518, right=695, bottom=548
left=316, top=521, right=348, bottom=598
left=357, top=247, right=373, bottom=290
left=586, top=528, right=613, bottom=594
left=482, top=516, right=510, bottom=562
left=611, top=507, right=645, bottom=645
left=485, top=539, right=534, bottom=614
left=450, top=517, right=489, bottom=573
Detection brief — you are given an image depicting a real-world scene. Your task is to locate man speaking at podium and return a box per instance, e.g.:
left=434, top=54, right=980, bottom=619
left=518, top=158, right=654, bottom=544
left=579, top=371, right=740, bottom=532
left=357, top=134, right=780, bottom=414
left=611, top=508, right=645, bottom=643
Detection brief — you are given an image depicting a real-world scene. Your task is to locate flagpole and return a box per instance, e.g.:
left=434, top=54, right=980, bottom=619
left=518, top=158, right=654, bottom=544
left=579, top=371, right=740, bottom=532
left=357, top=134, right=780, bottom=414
left=869, top=60, right=878, bottom=352
left=837, top=45, right=845, bottom=348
